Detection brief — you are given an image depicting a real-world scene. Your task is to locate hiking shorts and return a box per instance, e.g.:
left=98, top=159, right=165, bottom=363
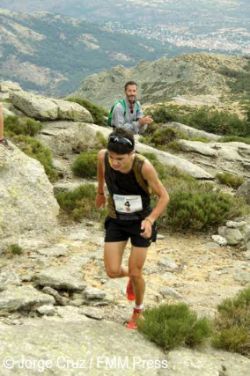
left=104, top=216, right=157, bottom=248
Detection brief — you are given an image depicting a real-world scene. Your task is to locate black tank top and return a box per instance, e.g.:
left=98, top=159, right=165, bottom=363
left=104, top=152, right=151, bottom=220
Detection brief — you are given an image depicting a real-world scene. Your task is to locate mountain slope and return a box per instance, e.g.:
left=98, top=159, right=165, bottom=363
left=0, top=1, right=249, bottom=55
left=73, top=52, right=249, bottom=108
left=0, top=9, right=186, bottom=95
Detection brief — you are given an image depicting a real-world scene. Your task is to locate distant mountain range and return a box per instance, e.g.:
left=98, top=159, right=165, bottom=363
left=0, top=8, right=197, bottom=95
left=73, top=52, right=250, bottom=108
left=0, top=1, right=249, bottom=55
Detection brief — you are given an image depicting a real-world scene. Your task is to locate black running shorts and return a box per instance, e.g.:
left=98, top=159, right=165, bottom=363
left=104, top=216, right=157, bottom=248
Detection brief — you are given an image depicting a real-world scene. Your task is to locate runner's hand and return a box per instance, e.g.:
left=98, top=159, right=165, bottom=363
left=140, top=219, right=152, bottom=239
left=95, top=193, right=106, bottom=209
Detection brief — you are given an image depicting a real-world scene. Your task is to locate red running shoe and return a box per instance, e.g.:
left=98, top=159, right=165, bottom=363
left=126, top=308, right=144, bottom=330
left=126, top=278, right=135, bottom=301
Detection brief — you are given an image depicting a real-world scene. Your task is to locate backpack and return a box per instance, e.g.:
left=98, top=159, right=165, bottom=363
left=107, top=99, right=140, bottom=127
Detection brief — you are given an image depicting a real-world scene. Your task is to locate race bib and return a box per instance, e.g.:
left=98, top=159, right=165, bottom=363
left=113, top=194, right=143, bottom=213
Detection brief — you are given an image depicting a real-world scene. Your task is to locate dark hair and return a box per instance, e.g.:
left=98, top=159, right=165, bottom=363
left=107, top=128, right=135, bottom=154
left=124, top=81, right=137, bottom=91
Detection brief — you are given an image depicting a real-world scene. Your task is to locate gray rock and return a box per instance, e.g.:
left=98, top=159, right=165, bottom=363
left=226, top=221, right=247, bottom=229
left=0, top=141, right=59, bottom=241
left=218, top=227, right=243, bottom=245
left=159, top=287, right=183, bottom=299
left=161, top=272, right=177, bottom=281
left=136, top=141, right=213, bottom=179
left=80, top=306, right=104, bottom=320
left=0, top=317, right=167, bottom=375
left=37, top=121, right=110, bottom=157
left=0, top=268, right=22, bottom=289
left=243, top=250, right=250, bottom=260
left=241, top=225, right=250, bottom=241
left=158, top=257, right=178, bottom=271
left=205, top=242, right=222, bottom=250
left=33, top=268, right=86, bottom=292
left=11, top=90, right=93, bottom=122
left=42, top=286, right=68, bottom=306
left=163, top=122, right=220, bottom=141
left=236, top=180, right=250, bottom=204
left=83, top=287, right=106, bottom=301
left=0, top=81, right=22, bottom=92
left=211, top=235, right=227, bottom=246
left=178, top=139, right=218, bottom=157
left=38, top=244, right=69, bottom=257
left=36, top=304, right=56, bottom=316
left=0, top=285, right=55, bottom=316
left=234, top=269, right=250, bottom=285
left=165, top=347, right=250, bottom=376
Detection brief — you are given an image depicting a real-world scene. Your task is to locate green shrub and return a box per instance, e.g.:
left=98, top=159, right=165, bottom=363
left=216, top=172, right=244, bottom=189
left=219, top=135, right=250, bottom=144
left=12, top=135, right=58, bottom=182
left=161, top=190, right=243, bottom=231
left=8, top=244, right=23, bottom=255
left=72, top=151, right=97, bottom=178
left=212, top=287, right=250, bottom=356
left=56, top=184, right=106, bottom=222
left=181, top=107, right=249, bottom=136
left=137, top=303, right=211, bottom=351
left=150, top=127, right=178, bottom=146
left=220, top=60, right=250, bottom=99
left=147, top=105, right=178, bottom=123
left=4, top=115, right=42, bottom=137
left=96, top=131, right=107, bottom=148
left=148, top=104, right=250, bottom=137
left=67, top=97, right=108, bottom=126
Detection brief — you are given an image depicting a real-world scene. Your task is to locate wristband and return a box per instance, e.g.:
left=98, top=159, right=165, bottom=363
left=145, top=217, right=154, bottom=226
left=97, top=192, right=104, bottom=195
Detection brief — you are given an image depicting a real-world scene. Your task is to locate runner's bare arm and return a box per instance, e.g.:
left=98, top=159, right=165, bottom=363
left=96, top=149, right=106, bottom=208
left=141, top=160, right=169, bottom=224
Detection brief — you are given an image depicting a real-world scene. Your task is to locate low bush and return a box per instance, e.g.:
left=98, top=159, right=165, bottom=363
left=12, top=135, right=58, bottom=182
left=67, top=97, right=108, bottom=126
left=56, top=184, right=107, bottom=222
left=4, top=115, right=42, bottom=137
left=212, top=287, right=250, bottom=356
left=72, top=151, right=97, bottom=178
left=161, top=189, right=243, bottom=231
left=8, top=244, right=23, bottom=255
left=150, top=127, right=178, bottom=146
left=147, top=104, right=250, bottom=137
left=137, top=303, right=212, bottom=351
left=219, top=135, right=250, bottom=144
left=181, top=108, right=249, bottom=137
left=216, top=172, right=244, bottom=189
left=146, top=105, right=179, bottom=124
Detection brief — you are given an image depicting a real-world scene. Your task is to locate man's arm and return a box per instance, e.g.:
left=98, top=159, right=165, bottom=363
left=140, top=160, right=170, bottom=238
left=95, top=149, right=106, bottom=208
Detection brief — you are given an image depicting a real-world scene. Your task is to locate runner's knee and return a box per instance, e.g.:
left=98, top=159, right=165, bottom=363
left=129, top=268, right=143, bottom=279
left=106, top=267, right=121, bottom=278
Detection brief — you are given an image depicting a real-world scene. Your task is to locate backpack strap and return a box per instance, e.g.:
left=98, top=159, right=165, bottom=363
left=133, top=154, right=151, bottom=195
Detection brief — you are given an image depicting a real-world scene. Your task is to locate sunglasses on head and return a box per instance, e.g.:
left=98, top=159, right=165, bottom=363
left=108, top=135, right=133, bottom=147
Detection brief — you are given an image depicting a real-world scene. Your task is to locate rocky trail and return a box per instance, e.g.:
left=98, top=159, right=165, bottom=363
left=0, top=219, right=249, bottom=375
left=0, top=82, right=249, bottom=374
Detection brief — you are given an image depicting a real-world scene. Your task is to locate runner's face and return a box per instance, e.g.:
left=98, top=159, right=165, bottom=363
left=108, top=151, right=133, bottom=172
left=125, top=84, right=137, bottom=103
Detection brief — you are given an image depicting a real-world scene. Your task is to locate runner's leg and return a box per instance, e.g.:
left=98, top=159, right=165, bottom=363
left=128, top=246, right=148, bottom=306
left=104, top=241, right=129, bottom=278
